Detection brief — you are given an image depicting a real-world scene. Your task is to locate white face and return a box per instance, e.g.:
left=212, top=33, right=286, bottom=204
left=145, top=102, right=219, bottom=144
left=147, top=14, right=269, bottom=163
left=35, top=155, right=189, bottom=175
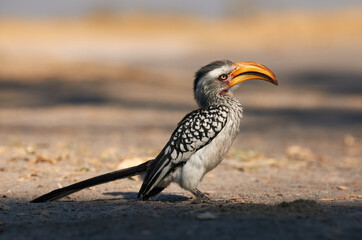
left=206, top=65, right=234, bottom=81
left=194, top=64, right=237, bottom=107
left=201, top=64, right=236, bottom=92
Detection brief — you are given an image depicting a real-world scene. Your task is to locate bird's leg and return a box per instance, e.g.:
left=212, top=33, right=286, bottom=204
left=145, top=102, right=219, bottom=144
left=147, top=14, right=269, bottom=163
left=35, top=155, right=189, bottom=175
left=190, top=188, right=212, bottom=203
left=191, top=188, right=232, bottom=204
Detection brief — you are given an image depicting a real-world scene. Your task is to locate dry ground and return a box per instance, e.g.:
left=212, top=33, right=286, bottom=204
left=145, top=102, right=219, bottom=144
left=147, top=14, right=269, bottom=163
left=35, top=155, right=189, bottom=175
left=0, top=11, right=362, bottom=239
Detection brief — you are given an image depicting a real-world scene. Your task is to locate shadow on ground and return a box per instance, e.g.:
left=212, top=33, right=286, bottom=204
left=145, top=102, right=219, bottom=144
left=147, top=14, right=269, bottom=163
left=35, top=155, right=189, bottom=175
left=1, top=198, right=361, bottom=240
left=247, top=107, right=362, bottom=128
left=293, top=71, right=362, bottom=95
left=0, top=77, right=192, bottom=111
left=103, top=191, right=190, bottom=202
left=1, top=69, right=362, bottom=107
left=1, top=73, right=362, bottom=131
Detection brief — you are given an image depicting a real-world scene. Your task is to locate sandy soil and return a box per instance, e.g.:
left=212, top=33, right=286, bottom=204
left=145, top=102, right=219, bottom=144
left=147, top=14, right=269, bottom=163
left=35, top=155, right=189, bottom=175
left=0, top=11, right=362, bottom=240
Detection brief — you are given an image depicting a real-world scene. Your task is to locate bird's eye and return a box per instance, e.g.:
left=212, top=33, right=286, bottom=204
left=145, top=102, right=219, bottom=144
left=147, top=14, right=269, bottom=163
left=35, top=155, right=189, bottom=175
left=218, top=74, right=228, bottom=81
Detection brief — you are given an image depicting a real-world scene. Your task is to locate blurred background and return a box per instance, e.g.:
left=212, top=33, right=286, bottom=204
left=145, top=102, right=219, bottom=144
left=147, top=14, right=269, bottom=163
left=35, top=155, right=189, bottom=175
left=1, top=2, right=362, bottom=238
left=0, top=0, right=361, bottom=157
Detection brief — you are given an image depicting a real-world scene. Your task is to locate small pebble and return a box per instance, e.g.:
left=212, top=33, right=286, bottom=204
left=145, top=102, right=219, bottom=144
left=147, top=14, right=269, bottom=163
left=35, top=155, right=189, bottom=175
left=0, top=203, right=10, bottom=211
left=196, top=211, right=217, bottom=220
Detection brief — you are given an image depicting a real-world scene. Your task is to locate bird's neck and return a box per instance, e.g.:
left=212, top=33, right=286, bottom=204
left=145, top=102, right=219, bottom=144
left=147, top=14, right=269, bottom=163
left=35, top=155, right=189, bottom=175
left=197, top=92, right=242, bottom=110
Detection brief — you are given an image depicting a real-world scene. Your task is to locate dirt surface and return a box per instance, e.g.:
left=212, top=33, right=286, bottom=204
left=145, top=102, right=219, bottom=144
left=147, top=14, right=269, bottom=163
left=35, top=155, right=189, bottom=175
left=1, top=12, right=362, bottom=240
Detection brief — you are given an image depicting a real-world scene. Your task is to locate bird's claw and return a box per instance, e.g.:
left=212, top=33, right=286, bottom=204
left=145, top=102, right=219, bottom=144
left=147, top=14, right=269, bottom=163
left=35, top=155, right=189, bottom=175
left=190, top=188, right=233, bottom=204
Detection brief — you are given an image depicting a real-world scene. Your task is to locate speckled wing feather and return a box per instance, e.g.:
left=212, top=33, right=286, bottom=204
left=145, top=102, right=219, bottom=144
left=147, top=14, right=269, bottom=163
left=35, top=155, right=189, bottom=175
left=138, top=105, right=230, bottom=199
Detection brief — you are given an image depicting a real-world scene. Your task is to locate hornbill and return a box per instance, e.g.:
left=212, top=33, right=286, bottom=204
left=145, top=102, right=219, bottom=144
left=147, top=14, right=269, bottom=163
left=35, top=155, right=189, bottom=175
left=31, top=60, right=277, bottom=203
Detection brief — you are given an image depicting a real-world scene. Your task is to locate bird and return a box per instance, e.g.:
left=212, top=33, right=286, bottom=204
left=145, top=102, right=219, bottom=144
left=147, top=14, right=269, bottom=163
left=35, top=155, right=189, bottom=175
left=31, top=60, right=277, bottom=203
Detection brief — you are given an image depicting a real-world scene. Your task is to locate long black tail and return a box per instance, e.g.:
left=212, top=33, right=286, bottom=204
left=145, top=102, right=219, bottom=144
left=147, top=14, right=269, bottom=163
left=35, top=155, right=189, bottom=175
left=31, top=160, right=152, bottom=203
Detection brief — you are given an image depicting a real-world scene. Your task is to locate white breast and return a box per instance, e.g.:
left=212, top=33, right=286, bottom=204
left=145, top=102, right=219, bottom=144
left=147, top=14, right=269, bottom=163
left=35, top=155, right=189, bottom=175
left=174, top=108, right=243, bottom=191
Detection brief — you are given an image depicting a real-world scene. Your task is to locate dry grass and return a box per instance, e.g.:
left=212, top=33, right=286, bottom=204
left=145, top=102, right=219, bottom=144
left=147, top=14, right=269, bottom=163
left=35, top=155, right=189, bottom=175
left=1, top=9, right=361, bottom=48
left=0, top=8, right=361, bottom=78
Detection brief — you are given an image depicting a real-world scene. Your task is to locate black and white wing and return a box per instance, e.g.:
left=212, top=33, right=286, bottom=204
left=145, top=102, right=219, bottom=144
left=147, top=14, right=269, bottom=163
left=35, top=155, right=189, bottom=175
left=138, top=105, right=230, bottom=199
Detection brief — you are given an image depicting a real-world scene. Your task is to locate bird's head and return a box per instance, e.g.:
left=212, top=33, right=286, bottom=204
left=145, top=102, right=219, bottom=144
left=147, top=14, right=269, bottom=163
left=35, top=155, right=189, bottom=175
left=194, top=60, right=278, bottom=107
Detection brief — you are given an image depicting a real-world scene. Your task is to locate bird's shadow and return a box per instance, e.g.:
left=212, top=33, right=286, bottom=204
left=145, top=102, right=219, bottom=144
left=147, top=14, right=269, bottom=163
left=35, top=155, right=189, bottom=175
left=102, top=191, right=190, bottom=202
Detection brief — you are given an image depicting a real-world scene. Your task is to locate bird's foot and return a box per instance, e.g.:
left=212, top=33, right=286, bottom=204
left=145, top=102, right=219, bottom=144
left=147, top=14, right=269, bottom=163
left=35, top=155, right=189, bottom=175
left=190, top=188, right=213, bottom=204
left=191, top=198, right=212, bottom=204
left=214, top=199, right=232, bottom=204
left=190, top=198, right=231, bottom=204
left=190, top=188, right=233, bottom=204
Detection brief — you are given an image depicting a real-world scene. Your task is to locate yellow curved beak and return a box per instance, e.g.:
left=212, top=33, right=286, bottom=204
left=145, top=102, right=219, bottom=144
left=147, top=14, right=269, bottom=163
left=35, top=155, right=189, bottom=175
left=227, top=61, right=278, bottom=89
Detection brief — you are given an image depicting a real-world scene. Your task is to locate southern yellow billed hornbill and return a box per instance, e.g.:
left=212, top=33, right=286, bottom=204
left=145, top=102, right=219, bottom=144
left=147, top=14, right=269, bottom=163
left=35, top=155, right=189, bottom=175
left=31, top=60, right=277, bottom=203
